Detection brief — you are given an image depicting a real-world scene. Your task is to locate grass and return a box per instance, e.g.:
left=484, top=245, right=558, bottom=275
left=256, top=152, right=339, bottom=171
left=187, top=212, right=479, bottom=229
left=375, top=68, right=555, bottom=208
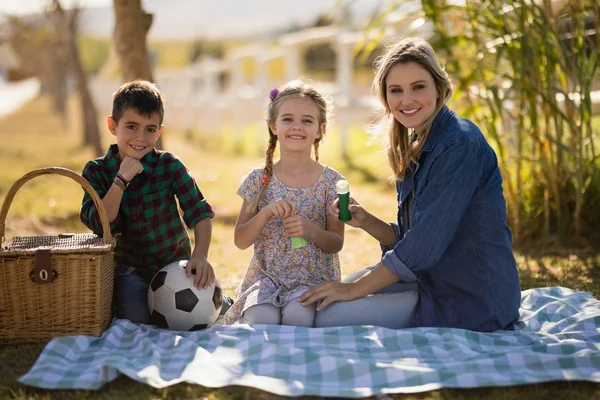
left=0, top=96, right=598, bottom=399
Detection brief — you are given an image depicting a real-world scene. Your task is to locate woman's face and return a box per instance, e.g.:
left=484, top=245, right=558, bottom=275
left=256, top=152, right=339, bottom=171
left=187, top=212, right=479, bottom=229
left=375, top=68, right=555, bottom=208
left=385, top=61, right=439, bottom=130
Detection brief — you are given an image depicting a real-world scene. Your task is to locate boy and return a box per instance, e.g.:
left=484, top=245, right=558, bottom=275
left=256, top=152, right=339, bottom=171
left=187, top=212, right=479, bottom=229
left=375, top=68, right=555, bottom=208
left=80, top=80, right=232, bottom=324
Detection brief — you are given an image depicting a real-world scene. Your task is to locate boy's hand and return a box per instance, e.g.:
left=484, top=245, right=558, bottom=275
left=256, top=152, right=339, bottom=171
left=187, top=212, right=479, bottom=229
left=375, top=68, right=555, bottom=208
left=186, top=254, right=215, bottom=290
left=118, top=156, right=144, bottom=182
left=265, top=198, right=296, bottom=219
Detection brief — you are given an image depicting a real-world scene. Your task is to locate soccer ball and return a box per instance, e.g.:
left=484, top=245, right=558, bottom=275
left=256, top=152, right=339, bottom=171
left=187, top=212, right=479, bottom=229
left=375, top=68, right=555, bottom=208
left=147, top=260, right=223, bottom=331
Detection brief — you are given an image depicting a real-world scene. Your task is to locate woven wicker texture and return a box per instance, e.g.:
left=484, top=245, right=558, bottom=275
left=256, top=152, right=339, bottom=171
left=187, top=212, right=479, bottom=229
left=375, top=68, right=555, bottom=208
left=0, top=167, right=115, bottom=343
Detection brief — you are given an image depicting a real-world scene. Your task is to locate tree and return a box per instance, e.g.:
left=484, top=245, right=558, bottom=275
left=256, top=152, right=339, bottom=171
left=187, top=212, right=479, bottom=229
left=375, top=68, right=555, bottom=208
left=421, top=0, right=599, bottom=240
left=8, top=16, right=69, bottom=124
left=51, top=0, right=103, bottom=156
left=112, top=0, right=163, bottom=147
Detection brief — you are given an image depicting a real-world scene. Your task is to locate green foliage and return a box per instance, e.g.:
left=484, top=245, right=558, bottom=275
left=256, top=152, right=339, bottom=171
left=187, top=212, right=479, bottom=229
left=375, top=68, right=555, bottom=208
left=421, top=0, right=600, bottom=242
left=77, top=36, right=110, bottom=75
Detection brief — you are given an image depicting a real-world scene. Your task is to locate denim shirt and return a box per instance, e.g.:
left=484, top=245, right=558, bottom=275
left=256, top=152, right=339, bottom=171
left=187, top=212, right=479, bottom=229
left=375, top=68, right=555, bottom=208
left=381, top=106, right=521, bottom=332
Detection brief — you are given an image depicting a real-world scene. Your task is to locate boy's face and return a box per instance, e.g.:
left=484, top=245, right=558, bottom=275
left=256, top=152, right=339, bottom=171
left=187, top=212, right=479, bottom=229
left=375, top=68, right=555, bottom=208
left=107, top=108, right=163, bottom=161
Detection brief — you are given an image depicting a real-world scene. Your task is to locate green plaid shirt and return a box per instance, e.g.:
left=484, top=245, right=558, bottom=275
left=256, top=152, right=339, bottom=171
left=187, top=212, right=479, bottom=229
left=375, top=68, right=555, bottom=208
left=80, top=144, right=214, bottom=280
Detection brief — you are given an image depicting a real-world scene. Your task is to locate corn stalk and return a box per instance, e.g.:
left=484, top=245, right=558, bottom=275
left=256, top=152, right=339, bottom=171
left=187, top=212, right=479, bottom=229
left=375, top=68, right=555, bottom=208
left=421, top=0, right=599, bottom=240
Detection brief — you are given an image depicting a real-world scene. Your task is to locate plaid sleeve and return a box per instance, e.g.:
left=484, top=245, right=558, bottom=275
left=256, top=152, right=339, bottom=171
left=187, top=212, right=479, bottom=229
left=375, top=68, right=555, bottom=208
left=80, top=160, right=124, bottom=235
left=171, top=155, right=214, bottom=229
left=236, top=168, right=262, bottom=202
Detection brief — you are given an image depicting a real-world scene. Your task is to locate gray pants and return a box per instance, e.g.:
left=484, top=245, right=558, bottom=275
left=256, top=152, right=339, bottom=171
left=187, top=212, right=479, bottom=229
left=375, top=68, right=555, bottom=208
left=314, top=267, right=419, bottom=329
left=240, top=295, right=317, bottom=327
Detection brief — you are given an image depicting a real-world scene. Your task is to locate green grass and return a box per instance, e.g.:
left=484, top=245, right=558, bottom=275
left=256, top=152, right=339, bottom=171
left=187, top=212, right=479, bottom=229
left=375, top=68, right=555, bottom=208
left=0, top=96, right=598, bottom=399
left=78, top=36, right=111, bottom=75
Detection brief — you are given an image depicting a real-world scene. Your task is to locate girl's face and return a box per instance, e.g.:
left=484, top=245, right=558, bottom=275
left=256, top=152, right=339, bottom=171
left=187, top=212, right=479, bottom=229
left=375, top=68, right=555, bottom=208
left=270, top=97, right=324, bottom=154
left=385, top=61, right=439, bottom=130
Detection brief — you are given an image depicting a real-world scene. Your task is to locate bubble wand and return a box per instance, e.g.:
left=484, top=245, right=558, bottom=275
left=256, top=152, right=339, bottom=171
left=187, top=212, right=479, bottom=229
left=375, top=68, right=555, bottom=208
left=336, top=180, right=352, bottom=222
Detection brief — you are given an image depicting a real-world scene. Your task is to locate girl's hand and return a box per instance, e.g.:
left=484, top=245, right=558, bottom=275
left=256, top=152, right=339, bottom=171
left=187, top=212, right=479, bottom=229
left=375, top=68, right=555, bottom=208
left=185, top=254, right=216, bottom=289
left=329, top=197, right=369, bottom=228
left=118, top=156, right=144, bottom=182
left=298, top=281, right=358, bottom=311
left=283, top=214, right=311, bottom=238
left=266, top=198, right=296, bottom=219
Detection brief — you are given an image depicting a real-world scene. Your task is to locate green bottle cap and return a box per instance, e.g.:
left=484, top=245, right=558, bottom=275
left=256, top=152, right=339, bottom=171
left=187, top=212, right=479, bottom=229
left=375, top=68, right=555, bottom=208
left=336, top=180, right=349, bottom=194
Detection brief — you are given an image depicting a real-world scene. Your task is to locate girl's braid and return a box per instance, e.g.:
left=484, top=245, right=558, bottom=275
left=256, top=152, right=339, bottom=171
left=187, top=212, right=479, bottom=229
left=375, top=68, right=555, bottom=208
left=246, top=133, right=278, bottom=213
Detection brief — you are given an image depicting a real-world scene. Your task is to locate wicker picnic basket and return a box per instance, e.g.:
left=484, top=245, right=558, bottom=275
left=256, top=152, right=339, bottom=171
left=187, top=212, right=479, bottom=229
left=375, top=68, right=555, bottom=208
left=0, top=167, right=115, bottom=343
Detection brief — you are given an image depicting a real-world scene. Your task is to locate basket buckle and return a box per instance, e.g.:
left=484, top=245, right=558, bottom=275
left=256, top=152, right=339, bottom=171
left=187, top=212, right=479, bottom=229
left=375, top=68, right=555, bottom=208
left=29, top=247, right=58, bottom=284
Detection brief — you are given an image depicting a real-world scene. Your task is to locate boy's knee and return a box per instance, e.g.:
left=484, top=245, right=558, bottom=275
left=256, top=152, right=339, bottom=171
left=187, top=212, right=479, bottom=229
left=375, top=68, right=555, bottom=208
left=117, top=302, right=151, bottom=324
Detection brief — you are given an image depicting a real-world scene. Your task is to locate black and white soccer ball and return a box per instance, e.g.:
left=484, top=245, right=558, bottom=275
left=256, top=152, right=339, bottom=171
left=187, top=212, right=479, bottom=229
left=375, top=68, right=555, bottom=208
left=147, top=260, right=223, bottom=331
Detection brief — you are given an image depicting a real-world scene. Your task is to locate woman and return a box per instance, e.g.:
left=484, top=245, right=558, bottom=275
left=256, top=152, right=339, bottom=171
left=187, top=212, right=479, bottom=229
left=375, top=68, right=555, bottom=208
left=299, top=37, right=521, bottom=332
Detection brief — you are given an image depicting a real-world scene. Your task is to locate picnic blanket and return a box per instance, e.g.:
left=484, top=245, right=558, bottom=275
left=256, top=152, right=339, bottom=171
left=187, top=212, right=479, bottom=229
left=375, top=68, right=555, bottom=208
left=19, top=286, right=600, bottom=397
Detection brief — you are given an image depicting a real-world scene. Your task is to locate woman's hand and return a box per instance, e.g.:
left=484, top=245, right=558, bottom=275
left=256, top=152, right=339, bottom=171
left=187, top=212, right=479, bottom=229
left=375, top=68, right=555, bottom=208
left=329, top=196, right=370, bottom=228
left=298, top=281, right=358, bottom=311
left=265, top=198, right=296, bottom=219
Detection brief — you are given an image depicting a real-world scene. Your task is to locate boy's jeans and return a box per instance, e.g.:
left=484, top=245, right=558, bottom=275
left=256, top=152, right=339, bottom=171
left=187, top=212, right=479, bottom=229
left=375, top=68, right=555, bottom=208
left=115, top=267, right=233, bottom=324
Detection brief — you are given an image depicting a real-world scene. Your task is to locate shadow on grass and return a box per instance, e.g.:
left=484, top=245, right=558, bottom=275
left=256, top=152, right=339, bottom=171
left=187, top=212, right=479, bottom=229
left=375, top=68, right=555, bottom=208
left=514, top=239, right=600, bottom=298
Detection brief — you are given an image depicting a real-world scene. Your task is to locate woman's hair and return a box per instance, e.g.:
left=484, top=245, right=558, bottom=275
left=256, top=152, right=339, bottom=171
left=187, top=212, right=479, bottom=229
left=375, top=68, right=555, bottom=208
left=372, top=37, right=453, bottom=180
left=245, top=79, right=332, bottom=213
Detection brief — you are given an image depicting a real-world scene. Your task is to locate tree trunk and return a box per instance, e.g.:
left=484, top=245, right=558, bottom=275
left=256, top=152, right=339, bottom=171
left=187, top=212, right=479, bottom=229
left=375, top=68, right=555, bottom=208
left=52, top=0, right=103, bottom=157
left=112, top=0, right=163, bottom=149
left=8, top=17, right=68, bottom=126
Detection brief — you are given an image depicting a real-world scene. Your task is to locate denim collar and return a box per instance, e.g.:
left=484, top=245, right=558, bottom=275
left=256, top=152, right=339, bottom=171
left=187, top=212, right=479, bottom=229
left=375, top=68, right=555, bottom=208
left=422, top=105, right=453, bottom=153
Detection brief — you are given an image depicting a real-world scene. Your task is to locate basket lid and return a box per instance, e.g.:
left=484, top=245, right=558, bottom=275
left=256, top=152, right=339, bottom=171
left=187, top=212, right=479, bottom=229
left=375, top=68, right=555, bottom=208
left=1, top=233, right=113, bottom=255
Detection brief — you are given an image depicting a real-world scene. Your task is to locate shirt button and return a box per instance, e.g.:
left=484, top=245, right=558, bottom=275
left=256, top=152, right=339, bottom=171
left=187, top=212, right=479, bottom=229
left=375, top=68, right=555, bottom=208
left=131, top=215, right=138, bottom=221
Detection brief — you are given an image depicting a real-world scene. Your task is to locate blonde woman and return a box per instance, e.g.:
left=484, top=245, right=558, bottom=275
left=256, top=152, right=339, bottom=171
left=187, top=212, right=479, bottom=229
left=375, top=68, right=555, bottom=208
left=301, top=38, right=521, bottom=332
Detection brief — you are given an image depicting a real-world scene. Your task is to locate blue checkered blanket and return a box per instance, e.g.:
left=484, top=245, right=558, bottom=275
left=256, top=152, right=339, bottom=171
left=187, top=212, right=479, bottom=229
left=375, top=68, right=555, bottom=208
left=19, top=287, right=600, bottom=397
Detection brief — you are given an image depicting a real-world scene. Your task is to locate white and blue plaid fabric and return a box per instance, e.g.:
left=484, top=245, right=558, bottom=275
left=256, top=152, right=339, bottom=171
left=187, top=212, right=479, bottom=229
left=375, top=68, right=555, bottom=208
left=19, top=287, right=600, bottom=397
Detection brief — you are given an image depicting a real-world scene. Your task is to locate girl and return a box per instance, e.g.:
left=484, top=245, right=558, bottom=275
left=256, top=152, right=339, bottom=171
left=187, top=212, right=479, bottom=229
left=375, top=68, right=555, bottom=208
left=300, top=37, right=521, bottom=332
left=224, top=80, right=345, bottom=327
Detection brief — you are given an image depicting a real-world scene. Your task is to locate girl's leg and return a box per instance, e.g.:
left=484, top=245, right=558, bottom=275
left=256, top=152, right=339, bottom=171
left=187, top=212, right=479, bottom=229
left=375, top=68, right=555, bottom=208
left=281, top=296, right=317, bottom=327
left=314, top=291, right=419, bottom=329
left=239, top=303, right=281, bottom=325
left=115, top=268, right=151, bottom=324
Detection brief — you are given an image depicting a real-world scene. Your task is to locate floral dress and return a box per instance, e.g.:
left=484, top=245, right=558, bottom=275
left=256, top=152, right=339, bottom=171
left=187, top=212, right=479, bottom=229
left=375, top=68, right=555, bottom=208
left=224, top=166, right=344, bottom=324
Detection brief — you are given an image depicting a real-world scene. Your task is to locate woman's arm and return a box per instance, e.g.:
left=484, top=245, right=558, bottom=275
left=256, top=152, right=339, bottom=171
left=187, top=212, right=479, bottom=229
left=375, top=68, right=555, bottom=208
left=380, top=141, right=483, bottom=280
left=330, top=197, right=397, bottom=246
left=357, top=209, right=397, bottom=247
left=299, top=262, right=399, bottom=311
